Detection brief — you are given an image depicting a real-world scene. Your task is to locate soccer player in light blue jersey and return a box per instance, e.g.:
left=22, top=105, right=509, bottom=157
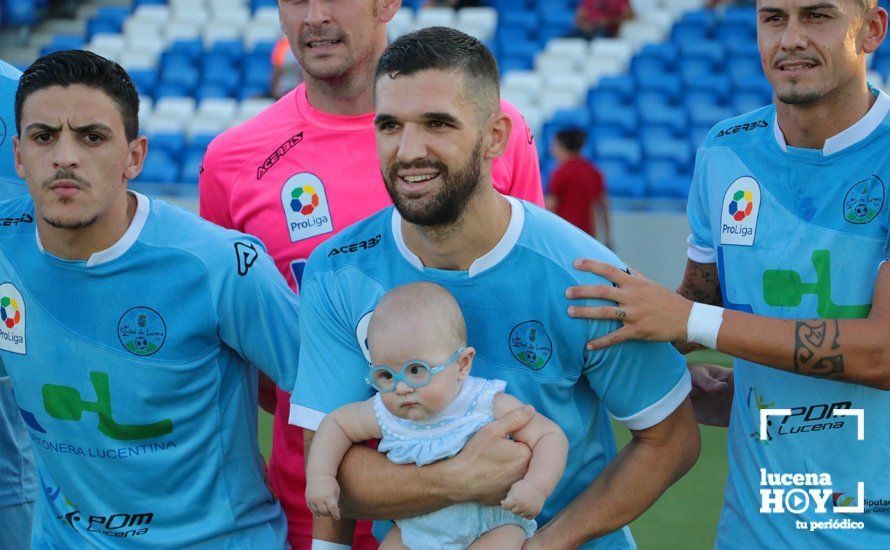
left=289, top=27, right=700, bottom=549
left=0, top=50, right=300, bottom=548
left=570, top=1, right=890, bottom=547
left=0, top=59, right=36, bottom=550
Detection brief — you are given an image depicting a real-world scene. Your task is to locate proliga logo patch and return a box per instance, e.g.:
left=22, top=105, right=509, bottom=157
left=281, top=173, right=334, bottom=243
left=720, top=176, right=761, bottom=247
left=0, top=282, right=25, bottom=354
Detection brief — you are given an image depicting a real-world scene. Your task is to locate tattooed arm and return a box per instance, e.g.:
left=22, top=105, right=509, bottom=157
left=674, top=259, right=722, bottom=354
left=569, top=261, right=890, bottom=390
left=716, top=262, right=890, bottom=389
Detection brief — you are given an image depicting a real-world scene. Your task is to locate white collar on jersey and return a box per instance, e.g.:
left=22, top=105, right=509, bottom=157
left=391, top=194, right=525, bottom=277
left=36, top=191, right=150, bottom=267
left=773, top=89, right=890, bottom=156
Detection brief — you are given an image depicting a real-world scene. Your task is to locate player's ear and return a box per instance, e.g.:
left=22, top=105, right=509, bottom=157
left=860, top=4, right=888, bottom=55
left=457, top=346, right=474, bottom=381
left=482, top=110, right=511, bottom=162
left=377, top=0, right=402, bottom=23
left=12, top=136, right=25, bottom=180
left=124, top=136, right=148, bottom=182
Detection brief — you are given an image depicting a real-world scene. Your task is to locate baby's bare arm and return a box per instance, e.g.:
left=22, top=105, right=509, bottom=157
left=307, top=399, right=382, bottom=478
left=493, top=393, right=568, bottom=502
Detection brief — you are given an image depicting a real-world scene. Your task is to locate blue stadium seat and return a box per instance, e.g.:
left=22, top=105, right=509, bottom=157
left=597, top=160, right=646, bottom=199
left=642, top=136, right=693, bottom=170
left=637, top=72, right=682, bottom=102
left=596, top=75, right=635, bottom=99
left=638, top=126, right=677, bottom=145
left=129, top=69, right=159, bottom=97
left=684, top=72, right=730, bottom=103
left=731, top=93, right=768, bottom=116
left=688, top=125, right=713, bottom=150
left=498, top=39, right=538, bottom=64
left=733, top=73, right=773, bottom=97
left=727, top=58, right=763, bottom=84
left=90, top=6, right=130, bottom=34
left=550, top=108, right=591, bottom=129
left=671, top=23, right=710, bottom=44
left=680, top=9, right=717, bottom=29
left=637, top=43, right=679, bottom=68
left=149, top=133, right=187, bottom=161
left=683, top=90, right=723, bottom=113
left=160, top=65, right=200, bottom=94
left=689, top=105, right=735, bottom=129
left=636, top=91, right=672, bottom=113
left=210, top=40, right=245, bottom=62
left=136, top=151, right=180, bottom=184
left=592, top=104, right=638, bottom=137
left=501, top=10, right=538, bottom=34
left=648, top=172, right=692, bottom=199
left=244, top=63, right=273, bottom=90
left=679, top=40, right=725, bottom=66
left=639, top=106, right=687, bottom=137
left=168, top=40, right=204, bottom=62
left=41, top=35, right=85, bottom=56
left=595, top=137, right=642, bottom=171
left=587, top=88, right=628, bottom=112
left=644, top=160, right=682, bottom=197
left=154, top=84, right=189, bottom=99
left=251, top=0, right=278, bottom=9
left=678, top=58, right=714, bottom=82
left=722, top=5, right=756, bottom=27
left=726, top=41, right=760, bottom=61
left=632, top=58, right=671, bottom=82
left=499, top=56, right=533, bottom=74
left=716, top=22, right=755, bottom=50
left=180, top=150, right=205, bottom=185
left=195, top=84, right=233, bottom=101
left=236, top=85, right=269, bottom=101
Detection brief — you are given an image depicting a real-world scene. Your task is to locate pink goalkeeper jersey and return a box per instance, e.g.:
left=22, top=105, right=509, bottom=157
left=199, top=83, right=543, bottom=548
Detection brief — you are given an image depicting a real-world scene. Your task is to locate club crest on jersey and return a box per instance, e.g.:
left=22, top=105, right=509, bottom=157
left=509, top=321, right=552, bottom=370
left=117, top=307, right=166, bottom=356
left=355, top=311, right=373, bottom=363
left=720, top=176, right=761, bottom=247
left=0, top=283, right=26, bottom=354
left=843, top=175, right=884, bottom=224
left=281, top=173, right=334, bottom=243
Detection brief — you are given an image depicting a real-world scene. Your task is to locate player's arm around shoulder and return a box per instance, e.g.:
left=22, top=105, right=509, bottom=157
left=493, top=393, right=568, bottom=520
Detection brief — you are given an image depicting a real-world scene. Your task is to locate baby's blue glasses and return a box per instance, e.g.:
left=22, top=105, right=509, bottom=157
left=366, top=348, right=465, bottom=393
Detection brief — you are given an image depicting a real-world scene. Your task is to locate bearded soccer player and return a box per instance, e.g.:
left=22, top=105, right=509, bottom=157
left=291, top=27, right=700, bottom=549
left=3, top=50, right=300, bottom=548
left=569, top=1, right=890, bottom=546
left=199, top=2, right=544, bottom=547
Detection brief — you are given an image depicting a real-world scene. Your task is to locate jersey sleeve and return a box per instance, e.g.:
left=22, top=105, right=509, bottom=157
left=582, top=317, right=691, bottom=431
left=0, top=356, right=6, bottom=380
left=686, top=147, right=716, bottom=263
left=288, top=272, right=375, bottom=432
left=198, top=137, right=236, bottom=229
left=214, top=236, right=300, bottom=391
left=499, top=99, right=545, bottom=206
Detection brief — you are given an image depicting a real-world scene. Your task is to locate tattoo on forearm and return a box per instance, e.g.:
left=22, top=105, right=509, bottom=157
left=794, top=320, right=844, bottom=378
left=677, top=261, right=723, bottom=306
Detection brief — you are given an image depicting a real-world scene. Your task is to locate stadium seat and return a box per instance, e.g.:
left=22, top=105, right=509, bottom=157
left=619, top=20, right=666, bottom=50
left=457, top=7, right=498, bottom=41
left=642, top=135, right=692, bottom=170
left=137, top=150, right=180, bottom=184
left=415, top=7, right=456, bottom=28
left=590, top=38, right=633, bottom=67
left=595, top=137, right=642, bottom=170
left=597, top=160, right=646, bottom=199
left=639, top=105, right=687, bottom=137
left=154, top=97, right=197, bottom=120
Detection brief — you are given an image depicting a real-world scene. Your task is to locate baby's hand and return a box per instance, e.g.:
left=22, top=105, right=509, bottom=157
left=306, top=475, right=342, bottom=520
left=501, top=479, right=545, bottom=520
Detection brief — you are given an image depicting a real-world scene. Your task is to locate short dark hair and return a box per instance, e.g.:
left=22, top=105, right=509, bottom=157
left=15, top=50, right=140, bottom=141
left=375, top=26, right=500, bottom=117
left=555, top=128, right=586, bottom=153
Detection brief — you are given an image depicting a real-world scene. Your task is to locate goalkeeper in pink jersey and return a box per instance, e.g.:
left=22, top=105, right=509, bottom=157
left=199, top=1, right=545, bottom=548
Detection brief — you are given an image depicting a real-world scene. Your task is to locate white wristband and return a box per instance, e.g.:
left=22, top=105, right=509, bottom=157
left=311, top=541, right=351, bottom=550
left=686, top=302, right=724, bottom=349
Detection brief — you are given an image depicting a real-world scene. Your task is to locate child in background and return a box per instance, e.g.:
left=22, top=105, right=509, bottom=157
left=305, top=282, right=568, bottom=549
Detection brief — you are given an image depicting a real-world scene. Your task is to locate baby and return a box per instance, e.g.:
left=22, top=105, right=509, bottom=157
left=305, top=282, right=568, bottom=549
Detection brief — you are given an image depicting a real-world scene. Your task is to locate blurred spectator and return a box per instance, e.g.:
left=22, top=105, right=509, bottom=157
left=570, top=0, right=633, bottom=40
left=270, top=36, right=303, bottom=99
left=546, top=129, right=613, bottom=247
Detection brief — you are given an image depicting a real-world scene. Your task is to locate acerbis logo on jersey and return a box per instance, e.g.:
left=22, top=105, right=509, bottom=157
left=0, top=282, right=25, bottom=354
left=721, top=176, right=761, bottom=247
left=281, top=173, right=334, bottom=242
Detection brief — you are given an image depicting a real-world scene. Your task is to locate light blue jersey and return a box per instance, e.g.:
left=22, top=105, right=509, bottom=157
left=290, top=197, right=691, bottom=549
left=0, top=192, right=300, bottom=548
left=687, top=89, right=890, bottom=548
left=0, top=59, right=36, bottom=519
